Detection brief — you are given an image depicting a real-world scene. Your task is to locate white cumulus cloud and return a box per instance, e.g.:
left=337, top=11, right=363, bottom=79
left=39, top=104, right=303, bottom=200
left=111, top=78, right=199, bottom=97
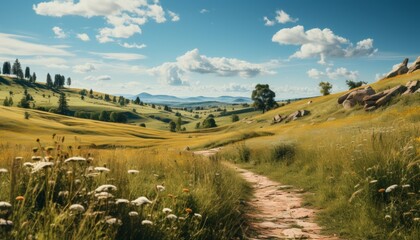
left=275, top=10, right=298, bottom=24
left=77, top=33, right=90, bottom=41
left=200, top=9, right=209, bottom=14
left=34, top=0, right=173, bottom=43
left=168, top=11, right=180, bottom=22
left=272, top=25, right=377, bottom=63
left=148, top=48, right=275, bottom=86
left=52, top=26, right=66, bottom=38
left=263, top=16, right=275, bottom=26
left=73, top=63, right=96, bottom=73
left=307, top=67, right=359, bottom=80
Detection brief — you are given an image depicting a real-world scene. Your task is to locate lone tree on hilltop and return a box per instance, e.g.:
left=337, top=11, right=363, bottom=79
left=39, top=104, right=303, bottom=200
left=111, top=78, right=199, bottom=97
left=251, top=84, right=277, bottom=113
left=134, top=96, right=141, bottom=105
left=57, top=92, right=69, bottom=115
left=319, top=81, right=333, bottom=96
left=31, top=72, right=37, bottom=83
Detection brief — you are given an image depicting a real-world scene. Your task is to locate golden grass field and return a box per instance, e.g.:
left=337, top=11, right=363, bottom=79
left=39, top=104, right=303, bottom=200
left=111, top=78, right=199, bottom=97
left=0, top=71, right=419, bottom=239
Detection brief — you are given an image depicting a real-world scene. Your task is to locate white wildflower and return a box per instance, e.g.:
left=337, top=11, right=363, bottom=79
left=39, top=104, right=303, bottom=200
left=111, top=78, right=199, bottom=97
left=194, top=213, right=202, bottom=218
left=95, top=184, right=117, bottom=193
left=95, top=192, right=114, bottom=200
left=369, top=180, right=378, bottom=184
left=0, top=218, right=13, bottom=226
left=166, top=214, right=177, bottom=220
left=23, top=162, right=34, bottom=168
left=69, top=204, right=85, bottom=213
left=116, top=199, right=130, bottom=204
left=402, top=184, right=410, bottom=188
left=127, top=170, right=139, bottom=174
left=94, top=167, right=110, bottom=173
left=106, top=218, right=122, bottom=225
left=385, top=184, right=398, bottom=193
left=0, top=202, right=12, bottom=208
left=131, top=196, right=152, bottom=206
left=162, top=208, right=172, bottom=214
left=141, top=220, right=153, bottom=225
left=156, top=185, right=165, bottom=192
left=64, top=157, right=87, bottom=163
left=31, top=162, right=54, bottom=173
left=0, top=168, right=8, bottom=173
left=128, top=211, right=139, bottom=217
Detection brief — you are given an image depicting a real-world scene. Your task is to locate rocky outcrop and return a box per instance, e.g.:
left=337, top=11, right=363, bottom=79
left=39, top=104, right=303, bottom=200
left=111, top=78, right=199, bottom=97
left=339, top=80, right=419, bottom=111
left=408, top=57, right=420, bottom=73
left=383, top=58, right=409, bottom=79
left=338, top=86, right=376, bottom=109
left=272, top=110, right=310, bottom=124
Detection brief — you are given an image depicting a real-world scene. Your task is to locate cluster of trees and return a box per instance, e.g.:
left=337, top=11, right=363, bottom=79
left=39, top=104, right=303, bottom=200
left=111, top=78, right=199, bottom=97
left=2, top=59, right=37, bottom=82
left=46, top=73, right=70, bottom=89
left=18, top=89, right=35, bottom=108
left=195, top=115, right=217, bottom=129
left=73, top=110, right=128, bottom=123
left=169, top=117, right=185, bottom=132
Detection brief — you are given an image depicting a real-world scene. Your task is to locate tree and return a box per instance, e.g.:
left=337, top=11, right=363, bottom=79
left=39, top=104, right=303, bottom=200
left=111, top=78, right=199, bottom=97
left=8, top=97, right=13, bottom=106
left=202, top=117, right=217, bottom=128
left=169, top=121, right=176, bottom=132
left=2, top=62, right=11, bottom=74
left=67, top=77, right=71, bottom=87
left=25, top=67, right=31, bottom=79
left=251, top=84, right=277, bottom=113
left=112, top=96, right=117, bottom=103
left=176, top=117, right=182, bottom=132
left=18, top=96, right=30, bottom=108
left=3, top=97, right=9, bottom=106
left=232, top=114, right=239, bottom=122
left=32, top=72, right=37, bottom=83
left=46, top=73, right=53, bottom=88
left=346, top=80, right=367, bottom=90
left=99, top=111, right=110, bottom=121
left=57, top=92, right=69, bottom=114
left=134, top=96, right=141, bottom=105
left=319, top=81, right=333, bottom=96
left=12, top=59, right=23, bottom=79
left=104, top=94, right=111, bottom=101
left=89, top=89, right=93, bottom=95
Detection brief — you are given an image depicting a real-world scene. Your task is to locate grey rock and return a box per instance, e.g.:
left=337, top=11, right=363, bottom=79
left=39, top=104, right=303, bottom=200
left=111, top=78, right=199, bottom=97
left=408, top=56, right=420, bottom=73
left=384, top=58, right=409, bottom=79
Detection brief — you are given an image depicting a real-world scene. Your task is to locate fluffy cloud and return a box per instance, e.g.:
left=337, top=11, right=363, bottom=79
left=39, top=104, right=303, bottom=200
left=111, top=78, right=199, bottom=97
left=263, top=10, right=297, bottom=26
left=168, top=11, right=180, bottom=22
left=0, top=33, right=72, bottom=56
left=275, top=10, right=298, bottom=24
left=223, top=83, right=253, bottom=93
left=200, top=9, right=209, bottom=14
left=77, top=33, right=90, bottom=41
left=263, top=16, right=275, bottom=26
left=149, top=48, right=274, bottom=86
left=34, top=0, right=172, bottom=43
left=119, top=42, right=147, bottom=49
left=73, top=63, right=96, bottom=73
left=85, top=75, right=111, bottom=81
left=307, top=67, right=359, bottom=80
left=272, top=25, right=377, bottom=63
left=52, top=26, right=66, bottom=38
left=90, top=52, right=146, bottom=61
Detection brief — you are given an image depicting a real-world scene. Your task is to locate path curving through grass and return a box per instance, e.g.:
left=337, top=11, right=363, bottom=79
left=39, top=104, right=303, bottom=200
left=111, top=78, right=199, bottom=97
left=194, top=148, right=339, bottom=239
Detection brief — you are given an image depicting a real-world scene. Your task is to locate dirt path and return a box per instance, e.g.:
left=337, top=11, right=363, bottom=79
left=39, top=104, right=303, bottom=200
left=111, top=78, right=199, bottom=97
left=194, top=148, right=338, bottom=240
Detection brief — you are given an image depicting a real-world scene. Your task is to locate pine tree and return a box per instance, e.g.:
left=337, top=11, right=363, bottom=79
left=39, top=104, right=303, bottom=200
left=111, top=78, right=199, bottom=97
left=176, top=117, right=182, bottom=131
left=8, top=97, right=13, bottom=106
left=12, top=59, right=23, bottom=78
left=25, top=67, right=31, bottom=79
left=2, top=62, right=11, bottom=74
left=18, top=96, right=30, bottom=108
left=134, top=96, right=141, bottom=105
left=67, top=77, right=71, bottom=87
left=32, top=72, right=37, bottom=83
left=46, top=73, right=53, bottom=88
left=89, top=89, right=93, bottom=95
left=57, top=92, right=69, bottom=115
left=112, top=96, right=117, bottom=103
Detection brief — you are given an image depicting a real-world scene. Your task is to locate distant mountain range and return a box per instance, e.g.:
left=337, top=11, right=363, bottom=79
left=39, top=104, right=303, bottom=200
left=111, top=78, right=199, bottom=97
left=126, top=92, right=251, bottom=105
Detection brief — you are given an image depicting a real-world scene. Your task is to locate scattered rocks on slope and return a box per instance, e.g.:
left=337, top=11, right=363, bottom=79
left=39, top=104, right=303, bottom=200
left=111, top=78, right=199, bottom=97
left=408, top=57, right=420, bottom=73
left=339, top=80, right=419, bottom=111
left=383, top=58, right=409, bottom=79
left=272, top=110, right=310, bottom=124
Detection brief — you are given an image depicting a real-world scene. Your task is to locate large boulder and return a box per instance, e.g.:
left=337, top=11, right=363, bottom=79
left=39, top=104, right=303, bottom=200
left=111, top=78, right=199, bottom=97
left=402, top=80, right=420, bottom=95
left=338, top=86, right=376, bottom=108
left=384, top=58, right=409, bottom=79
left=408, top=56, right=420, bottom=73
left=375, top=85, right=407, bottom=107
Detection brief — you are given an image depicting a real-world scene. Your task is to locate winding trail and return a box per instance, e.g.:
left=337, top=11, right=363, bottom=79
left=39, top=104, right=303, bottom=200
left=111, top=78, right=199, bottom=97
left=194, top=148, right=339, bottom=240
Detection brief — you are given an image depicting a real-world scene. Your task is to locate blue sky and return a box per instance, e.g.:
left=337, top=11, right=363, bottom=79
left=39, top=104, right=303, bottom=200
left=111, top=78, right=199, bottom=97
left=0, top=0, right=419, bottom=98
